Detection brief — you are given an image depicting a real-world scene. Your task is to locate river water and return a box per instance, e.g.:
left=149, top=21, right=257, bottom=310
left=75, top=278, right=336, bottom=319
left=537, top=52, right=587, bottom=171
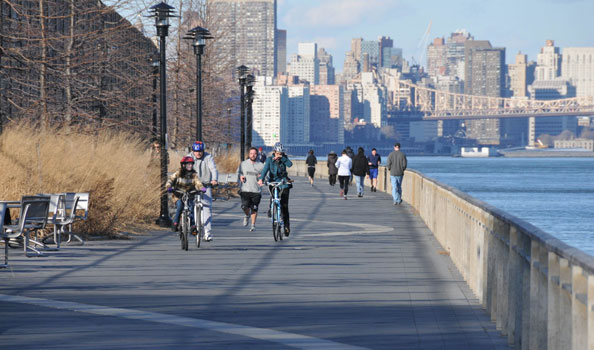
left=407, top=157, right=594, bottom=256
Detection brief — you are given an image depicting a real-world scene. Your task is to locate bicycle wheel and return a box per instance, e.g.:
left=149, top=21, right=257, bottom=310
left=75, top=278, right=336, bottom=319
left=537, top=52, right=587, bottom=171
left=181, top=212, right=189, bottom=251
left=195, top=206, right=202, bottom=248
left=277, top=203, right=283, bottom=241
left=271, top=203, right=279, bottom=242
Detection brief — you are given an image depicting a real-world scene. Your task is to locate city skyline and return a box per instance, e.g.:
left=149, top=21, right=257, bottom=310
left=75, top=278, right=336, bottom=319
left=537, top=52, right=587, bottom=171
left=278, top=0, right=594, bottom=71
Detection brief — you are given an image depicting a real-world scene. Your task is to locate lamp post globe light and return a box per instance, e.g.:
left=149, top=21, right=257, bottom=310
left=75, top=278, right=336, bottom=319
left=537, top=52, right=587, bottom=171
left=149, top=2, right=176, bottom=227
left=184, top=26, right=212, bottom=141
left=236, top=65, right=249, bottom=162
left=245, top=73, right=255, bottom=152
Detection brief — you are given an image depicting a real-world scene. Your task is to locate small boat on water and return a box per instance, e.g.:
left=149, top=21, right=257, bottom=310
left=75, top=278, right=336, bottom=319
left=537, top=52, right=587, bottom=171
left=459, top=147, right=499, bottom=158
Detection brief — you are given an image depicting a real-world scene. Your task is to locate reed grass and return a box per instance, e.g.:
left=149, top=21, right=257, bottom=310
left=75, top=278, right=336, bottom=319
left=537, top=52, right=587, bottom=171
left=0, top=123, right=160, bottom=237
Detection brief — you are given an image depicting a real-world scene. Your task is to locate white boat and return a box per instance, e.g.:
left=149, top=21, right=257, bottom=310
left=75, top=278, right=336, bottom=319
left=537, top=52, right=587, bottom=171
left=460, top=147, right=498, bottom=158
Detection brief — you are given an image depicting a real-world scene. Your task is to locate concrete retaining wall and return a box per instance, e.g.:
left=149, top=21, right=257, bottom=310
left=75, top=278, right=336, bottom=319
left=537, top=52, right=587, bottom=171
left=290, top=159, right=594, bottom=350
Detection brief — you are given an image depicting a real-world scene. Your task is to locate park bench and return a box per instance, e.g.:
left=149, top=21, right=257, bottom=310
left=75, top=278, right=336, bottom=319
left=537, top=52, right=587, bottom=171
left=1, top=195, right=51, bottom=267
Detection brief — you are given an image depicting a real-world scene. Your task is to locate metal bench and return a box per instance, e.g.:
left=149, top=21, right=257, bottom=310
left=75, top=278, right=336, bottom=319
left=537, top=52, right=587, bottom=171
left=1, top=196, right=51, bottom=266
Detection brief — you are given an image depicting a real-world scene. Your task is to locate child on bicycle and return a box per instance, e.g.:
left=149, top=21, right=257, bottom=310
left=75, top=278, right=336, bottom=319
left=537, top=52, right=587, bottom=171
left=166, top=156, right=204, bottom=233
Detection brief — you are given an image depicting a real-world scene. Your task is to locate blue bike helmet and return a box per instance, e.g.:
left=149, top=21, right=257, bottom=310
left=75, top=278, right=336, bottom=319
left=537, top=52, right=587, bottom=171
left=192, top=141, right=204, bottom=152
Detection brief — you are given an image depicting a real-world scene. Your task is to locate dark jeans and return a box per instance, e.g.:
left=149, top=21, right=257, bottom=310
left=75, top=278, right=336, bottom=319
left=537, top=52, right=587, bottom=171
left=174, top=199, right=195, bottom=226
left=338, top=175, right=350, bottom=196
left=328, top=174, right=337, bottom=186
left=269, top=186, right=290, bottom=228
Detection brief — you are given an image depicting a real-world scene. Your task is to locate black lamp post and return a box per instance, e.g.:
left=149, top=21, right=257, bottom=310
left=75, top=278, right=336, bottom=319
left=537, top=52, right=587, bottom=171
left=184, top=26, right=212, bottom=141
left=151, top=57, right=159, bottom=140
left=236, top=65, right=249, bottom=161
left=245, top=74, right=255, bottom=152
left=150, top=2, right=175, bottom=227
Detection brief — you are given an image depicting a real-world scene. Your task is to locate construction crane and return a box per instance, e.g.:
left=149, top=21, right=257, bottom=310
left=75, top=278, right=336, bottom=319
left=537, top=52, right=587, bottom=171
left=412, top=21, right=432, bottom=68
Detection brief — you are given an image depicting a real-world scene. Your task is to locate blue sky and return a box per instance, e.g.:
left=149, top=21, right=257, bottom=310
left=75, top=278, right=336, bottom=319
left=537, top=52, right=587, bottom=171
left=278, top=0, right=594, bottom=72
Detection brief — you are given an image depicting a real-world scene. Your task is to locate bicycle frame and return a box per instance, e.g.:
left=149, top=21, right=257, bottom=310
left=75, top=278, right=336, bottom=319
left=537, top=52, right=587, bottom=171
left=267, top=181, right=285, bottom=241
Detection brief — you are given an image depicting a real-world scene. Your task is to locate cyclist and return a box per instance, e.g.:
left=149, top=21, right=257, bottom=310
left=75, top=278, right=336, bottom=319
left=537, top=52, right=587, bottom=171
left=166, top=156, right=204, bottom=233
left=257, top=142, right=293, bottom=236
left=188, top=141, right=218, bottom=242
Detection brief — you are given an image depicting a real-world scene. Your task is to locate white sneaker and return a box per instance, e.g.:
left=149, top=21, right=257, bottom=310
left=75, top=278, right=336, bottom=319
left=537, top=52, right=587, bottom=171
left=242, top=215, right=249, bottom=227
left=204, top=232, right=212, bottom=242
left=250, top=225, right=256, bottom=232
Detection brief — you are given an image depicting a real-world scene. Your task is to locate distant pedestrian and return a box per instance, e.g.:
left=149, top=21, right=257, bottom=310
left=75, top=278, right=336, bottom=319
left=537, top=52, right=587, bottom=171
left=327, top=151, right=338, bottom=186
left=256, top=147, right=267, bottom=163
left=345, top=146, right=355, bottom=184
left=386, top=143, right=407, bottom=205
left=367, top=148, right=381, bottom=192
left=352, top=147, right=369, bottom=198
left=335, top=149, right=352, bottom=200
left=305, top=150, right=317, bottom=187
left=237, top=147, right=265, bottom=231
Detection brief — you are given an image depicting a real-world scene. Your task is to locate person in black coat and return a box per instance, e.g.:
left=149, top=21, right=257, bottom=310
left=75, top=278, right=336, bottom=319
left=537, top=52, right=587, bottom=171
left=327, top=151, right=338, bottom=186
left=305, top=150, right=317, bottom=187
left=352, top=147, right=369, bottom=197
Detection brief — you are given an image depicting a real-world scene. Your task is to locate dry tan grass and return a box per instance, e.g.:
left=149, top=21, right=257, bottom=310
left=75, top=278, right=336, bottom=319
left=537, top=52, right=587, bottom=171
left=0, top=123, right=161, bottom=236
left=214, top=149, right=241, bottom=174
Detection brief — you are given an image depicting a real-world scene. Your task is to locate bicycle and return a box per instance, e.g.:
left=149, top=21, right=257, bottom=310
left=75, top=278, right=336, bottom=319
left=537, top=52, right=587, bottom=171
left=174, top=188, right=206, bottom=250
left=267, top=180, right=287, bottom=242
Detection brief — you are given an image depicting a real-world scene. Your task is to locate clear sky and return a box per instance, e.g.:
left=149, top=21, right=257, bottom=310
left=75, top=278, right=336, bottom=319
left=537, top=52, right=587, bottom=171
left=278, top=0, right=594, bottom=72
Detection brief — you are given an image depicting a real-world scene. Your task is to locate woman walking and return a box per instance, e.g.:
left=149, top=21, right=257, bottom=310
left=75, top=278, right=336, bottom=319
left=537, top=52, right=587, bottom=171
left=335, top=149, right=352, bottom=200
left=327, top=151, right=338, bottom=186
left=305, top=150, right=317, bottom=187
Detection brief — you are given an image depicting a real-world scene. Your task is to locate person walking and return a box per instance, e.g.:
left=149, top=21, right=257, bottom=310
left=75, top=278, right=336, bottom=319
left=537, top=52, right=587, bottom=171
left=386, top=142, right=407, bottom=205
left=335, top=149, right=352, bottom=200
left=305, top=149, right=317, bottom=187
left=367, top=148, right=381, bottom=192
left=256, top=147, right=267, bottom=163
left=352, top=147, right=369, bottom=198
left=345, top=146, right=355, bottom=184
left=327, top=151, right=338, bottom=186
left=188, top=141, right=219, bottom=241
left=237, top=147, right=264, bottom=232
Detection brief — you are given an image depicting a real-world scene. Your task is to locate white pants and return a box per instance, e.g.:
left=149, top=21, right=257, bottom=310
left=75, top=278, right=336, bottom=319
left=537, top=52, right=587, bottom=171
left=201, top=187, right=213, bottom=234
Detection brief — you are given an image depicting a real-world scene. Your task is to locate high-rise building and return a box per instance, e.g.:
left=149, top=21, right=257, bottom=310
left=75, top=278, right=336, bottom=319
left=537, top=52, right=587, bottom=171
left=382, top=47, right=403, bottom=69
left=361, top=72, right=386, bottom=127
left=526, top=40, right=578, bottom=146
left=252, top=77, right=288, bottom=146
left=276, top=29, right=287, bottom=74
left=310, top=85, right=344, bottom=144
left=318, top=48, right=335, bottom=85
left=287, top=85, right=310, bottom=144
left=427, top=37, right=448, bottom=78
left=342, top=51, right=360, bottom=82
left=464, top=40, right=505, bottom=145
left=208, top=0, right=277, bottom=77
left=562, top=47, right=594, bottom=98
left=536, top=40, right=561, bottom=81
left=378, top=36, right=393, bottom=67
left=287, top=42, right=319, bottom=85
left=508, top=53, right=529, bottom=97
left=361, top=40, right=380, bottom=67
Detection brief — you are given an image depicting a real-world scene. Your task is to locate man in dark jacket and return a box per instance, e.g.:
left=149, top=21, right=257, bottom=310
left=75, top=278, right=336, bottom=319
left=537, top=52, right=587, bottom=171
left=367, top=148, right=381, bottom=192
left=352, top=147, right=369, bottom=197
left=327, top=151, right=338, bottom=186
left=386, top=143, right=407, bottom=205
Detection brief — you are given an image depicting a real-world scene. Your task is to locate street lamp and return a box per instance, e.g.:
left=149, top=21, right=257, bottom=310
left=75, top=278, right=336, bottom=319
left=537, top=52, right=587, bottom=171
left=151, top=56, right=159, bottom=140
left=184, top=26, right=213, bottom=141
left=149, top=2, right=176, bottom=227
left=236, top=65, right=249, bottom=161
left=245, top=74, right=255, bottom=152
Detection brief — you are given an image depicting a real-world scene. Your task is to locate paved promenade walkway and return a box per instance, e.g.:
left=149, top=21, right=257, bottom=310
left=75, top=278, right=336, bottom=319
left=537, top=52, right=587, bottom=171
left=0, top=178, right=510, bottom=350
